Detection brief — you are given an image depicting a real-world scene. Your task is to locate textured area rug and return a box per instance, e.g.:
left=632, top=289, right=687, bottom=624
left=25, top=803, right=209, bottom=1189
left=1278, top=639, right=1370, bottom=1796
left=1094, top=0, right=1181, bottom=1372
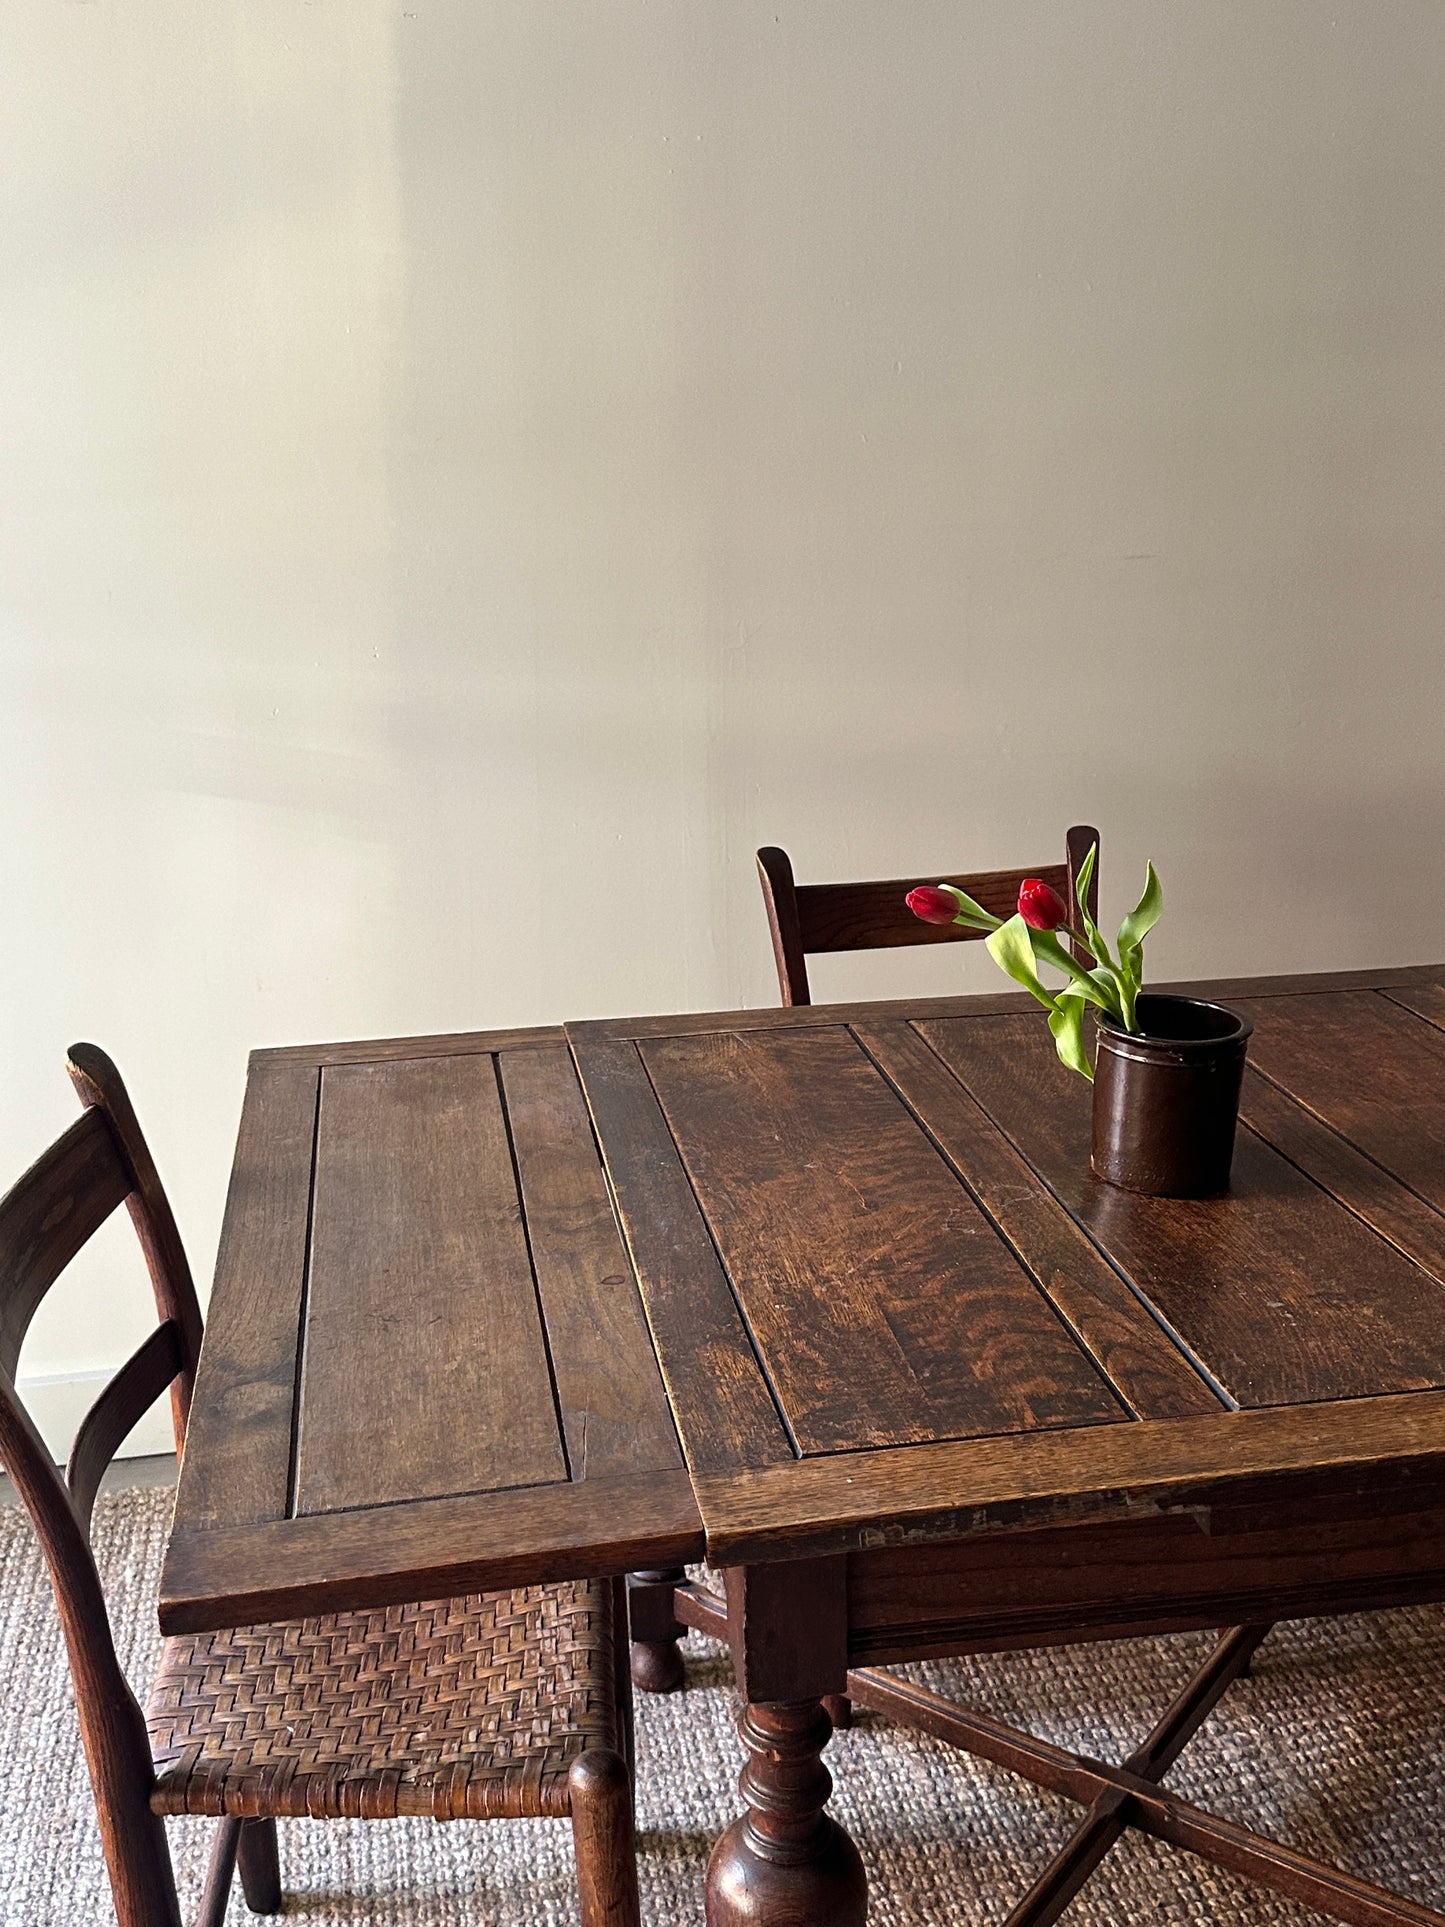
left=3, top=1488, right=1445, bottom=1925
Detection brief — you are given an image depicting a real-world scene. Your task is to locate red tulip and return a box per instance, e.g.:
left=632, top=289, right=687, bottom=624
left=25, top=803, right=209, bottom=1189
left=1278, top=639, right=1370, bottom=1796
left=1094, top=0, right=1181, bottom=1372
left=1018, top=877, right=1069, bottom=931
left=906, top=884, right=960, bottom=927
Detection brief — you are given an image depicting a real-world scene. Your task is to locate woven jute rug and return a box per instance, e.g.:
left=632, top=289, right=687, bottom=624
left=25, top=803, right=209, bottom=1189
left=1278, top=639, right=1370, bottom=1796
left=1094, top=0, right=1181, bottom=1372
left=4, top=1489, right=1445, bottom=1925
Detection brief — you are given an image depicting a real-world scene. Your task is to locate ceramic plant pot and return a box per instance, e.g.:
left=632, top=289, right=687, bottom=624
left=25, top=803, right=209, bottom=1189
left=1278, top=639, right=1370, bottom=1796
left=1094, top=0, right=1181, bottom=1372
left=1091, top=993, right=1254, bottom=1198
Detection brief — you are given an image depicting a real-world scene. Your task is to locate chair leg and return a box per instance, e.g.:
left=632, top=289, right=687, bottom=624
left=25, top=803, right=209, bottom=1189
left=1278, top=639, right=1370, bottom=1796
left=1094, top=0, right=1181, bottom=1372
left=823, top=1692, right=853, bottom=1730
left=194, top=1819, right=242, bottom=1927
left=568, top=1749, right=641, bottom=1927
left=237, top=1817, right=283, bottom=1914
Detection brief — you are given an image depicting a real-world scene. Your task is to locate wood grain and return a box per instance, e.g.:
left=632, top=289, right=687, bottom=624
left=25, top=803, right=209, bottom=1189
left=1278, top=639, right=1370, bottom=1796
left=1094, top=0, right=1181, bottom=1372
left=173, top=1056, right=319, bottom=1530
left=724, top=1555, right=849, bottom=1701
left=159, top=1466, right=704, bottom=1634
left=1150, top=963, right=1443, bottom=1005
left=640, top=1024, right=1124, bottom=1453
left=690, top=1386, right=1445, bottom=1566
left=0, top=1109, right=129, bottom=1382
left=499, top=1045, right=681, bottom=1480
left=922, top=1013, right=1445, bottom=1409
left=855, top=1018, right=1219, bottom=1420
left=67, top=1042, right=205, bottom=1449
left=66, top=1320, right=185, bottom=1532
left=294, top=1054, right=566, bottom=1515
left=1383, top=980, right=1445, bottom=1033
left=846, top=1489, right=1445, bottom=1659
left=565, top=965, right=1444, bottom=1047
left=796, top=861, right=1074, bottom=955
left=1238, top=989, right=1445, bottom=1214
left=1239, top=1068, right=1445, bottom=1280
left=252, top=1025, right=565, bottom=1067
left=569, top=1037, right=794, bottom=1476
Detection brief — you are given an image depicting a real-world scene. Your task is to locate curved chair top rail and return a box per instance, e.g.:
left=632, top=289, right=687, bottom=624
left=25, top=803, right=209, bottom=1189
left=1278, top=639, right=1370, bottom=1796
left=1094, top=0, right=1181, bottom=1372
left=756, top=824, right=1100, bottom=1006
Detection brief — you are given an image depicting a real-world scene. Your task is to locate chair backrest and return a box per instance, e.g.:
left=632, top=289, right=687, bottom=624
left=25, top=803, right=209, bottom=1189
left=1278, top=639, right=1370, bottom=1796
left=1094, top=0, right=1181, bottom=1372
left=0, top=1044, right=203, bottom=1927
left=756, top=824, right=1101, bottom=1006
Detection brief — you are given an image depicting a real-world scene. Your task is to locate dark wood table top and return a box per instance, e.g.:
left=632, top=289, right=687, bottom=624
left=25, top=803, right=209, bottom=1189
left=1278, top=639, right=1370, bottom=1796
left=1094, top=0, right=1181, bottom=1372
left=161, top=1027, right=703, bottom=1632
left=161, top=963, right=1445, bottom=1634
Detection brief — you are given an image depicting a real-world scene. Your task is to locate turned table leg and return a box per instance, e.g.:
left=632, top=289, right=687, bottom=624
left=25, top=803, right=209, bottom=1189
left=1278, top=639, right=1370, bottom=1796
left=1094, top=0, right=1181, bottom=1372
left=706, top=1555, right=866, bottom=1924
left=627, top=1567, right=688, bottom=1692
left=706, top=1697, right=866, bottom=1925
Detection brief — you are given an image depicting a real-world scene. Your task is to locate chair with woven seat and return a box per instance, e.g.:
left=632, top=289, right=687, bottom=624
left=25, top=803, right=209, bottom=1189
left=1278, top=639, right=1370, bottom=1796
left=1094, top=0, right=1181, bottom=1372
left=755, top=823, right=1101, bottom=1007
left=0, top=1044, right=640, bottom=1927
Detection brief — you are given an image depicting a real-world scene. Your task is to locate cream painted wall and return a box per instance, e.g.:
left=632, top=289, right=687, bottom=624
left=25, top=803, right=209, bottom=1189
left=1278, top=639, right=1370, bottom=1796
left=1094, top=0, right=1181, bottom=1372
left=2, top=3, right=1443, bottom=1446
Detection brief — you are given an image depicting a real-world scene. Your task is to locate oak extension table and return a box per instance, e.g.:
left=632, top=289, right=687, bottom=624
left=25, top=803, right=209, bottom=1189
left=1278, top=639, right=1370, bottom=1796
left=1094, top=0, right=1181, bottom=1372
left=162, top=964, right=1445, bottom=1925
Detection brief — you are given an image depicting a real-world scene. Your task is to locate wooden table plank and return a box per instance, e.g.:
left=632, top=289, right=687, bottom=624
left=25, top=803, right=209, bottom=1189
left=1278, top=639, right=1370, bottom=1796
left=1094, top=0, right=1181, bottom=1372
left=691, top=1386, right=1445, bottom=1567
left=563, top=964, right=1445, bottom=1046
left=856, top=1018, right=1222, bottom=1420
left=166, top=1035, right=706, bottom=1632
left=1239, top=1069, right=1445, bottom=1282
left=252, top=1024, right=565, bottom=1067
left=569, top=1036, right=795, bottom=1475
left=293, top=1054, right=567, bottom=1515
left=1238, top=989, right=1445, bottom=1215
left=640, top=1025, right=1125, bottom=1453
left=173, top=1055, right=318, bottom=1529
left=1384, top=980, right=1445, bottom=1033
left=160, top=1467, right=704, bottom=1634
left=500, top=1043, right=682, bottom=1479
left=921, top=1013, right=1445, bottom=1410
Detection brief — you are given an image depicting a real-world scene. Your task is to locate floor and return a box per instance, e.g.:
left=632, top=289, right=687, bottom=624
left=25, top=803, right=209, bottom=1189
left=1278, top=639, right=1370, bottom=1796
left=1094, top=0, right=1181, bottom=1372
left=0, top=1450, right=177, bottom=1509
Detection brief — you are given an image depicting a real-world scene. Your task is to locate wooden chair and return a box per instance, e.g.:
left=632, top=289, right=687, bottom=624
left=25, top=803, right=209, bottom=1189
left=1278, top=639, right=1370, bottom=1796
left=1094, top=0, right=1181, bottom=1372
left=0, top=1045, right=640, bottom=1927
left=755, top=824, right=1101, bottom=1006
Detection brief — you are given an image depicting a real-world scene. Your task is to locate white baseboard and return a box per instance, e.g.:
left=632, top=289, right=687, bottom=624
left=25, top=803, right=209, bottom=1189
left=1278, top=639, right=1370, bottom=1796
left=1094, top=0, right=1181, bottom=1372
left=16, top=1370, right=176, bottom=1463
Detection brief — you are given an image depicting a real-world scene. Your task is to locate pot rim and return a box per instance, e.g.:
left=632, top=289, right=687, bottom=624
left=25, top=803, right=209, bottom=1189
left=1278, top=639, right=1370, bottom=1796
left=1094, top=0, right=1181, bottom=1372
left=1096, top=992, right=1254, bottom=1053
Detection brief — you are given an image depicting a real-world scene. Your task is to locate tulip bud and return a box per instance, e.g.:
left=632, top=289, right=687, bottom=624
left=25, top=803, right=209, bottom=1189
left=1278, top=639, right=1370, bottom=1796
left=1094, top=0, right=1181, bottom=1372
left=1018, top=877, right=1069, bottom=931
left=906, top=885, right=961, bottom=927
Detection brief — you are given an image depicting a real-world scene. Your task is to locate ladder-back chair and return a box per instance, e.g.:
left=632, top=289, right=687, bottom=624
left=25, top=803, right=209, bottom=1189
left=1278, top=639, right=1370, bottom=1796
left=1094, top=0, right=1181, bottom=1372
left=756, top=824, right=1101, bottom=1006
left=0, top=1045, right=640, bottom=1927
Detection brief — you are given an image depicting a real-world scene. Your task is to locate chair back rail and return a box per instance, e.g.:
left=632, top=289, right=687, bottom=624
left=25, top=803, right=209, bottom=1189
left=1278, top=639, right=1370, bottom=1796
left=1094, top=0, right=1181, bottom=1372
left=0, top=1044, right=202, bottom=1927
left=0, top=1111, right=131, bottom=1383
left=68, top=1041, right=203, bottom=1447
left=66, top=1319, right=186, bottom=1534
left=757, top=824, right=1100, bottom=1006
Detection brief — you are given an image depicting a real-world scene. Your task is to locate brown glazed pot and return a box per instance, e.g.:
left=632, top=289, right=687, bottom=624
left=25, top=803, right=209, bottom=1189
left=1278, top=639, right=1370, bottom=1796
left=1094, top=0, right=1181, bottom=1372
left=1091, top=993, right=1254, bottom=1198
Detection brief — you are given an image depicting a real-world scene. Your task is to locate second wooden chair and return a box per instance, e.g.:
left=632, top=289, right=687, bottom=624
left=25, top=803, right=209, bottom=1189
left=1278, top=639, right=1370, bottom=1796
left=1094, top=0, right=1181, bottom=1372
left=755, top=824, right=1101, bottom=1006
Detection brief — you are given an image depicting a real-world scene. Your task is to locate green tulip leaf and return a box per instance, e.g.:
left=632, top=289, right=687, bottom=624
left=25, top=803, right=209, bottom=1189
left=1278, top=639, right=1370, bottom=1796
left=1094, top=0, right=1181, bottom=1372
left=1116, top=861, right=1163, bottom=976
left=1078, top=962, right=1126, bottom=1019
left=1071, top=841, right=1115, bottom=971
left=940, top=884, right=1002, bottom=932
left=1025, top=929, right=1121, bottom=1013
left=985, top=914, right=1059, bottom=1011
left=1048, top=994, right=1093, bottom=1081
left=1119, top=970, right=1140, bottom=1031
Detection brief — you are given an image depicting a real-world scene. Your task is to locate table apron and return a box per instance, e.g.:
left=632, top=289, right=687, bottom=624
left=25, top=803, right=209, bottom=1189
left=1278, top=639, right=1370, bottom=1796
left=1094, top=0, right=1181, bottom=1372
left=846, top=1499, right=1445, bottom=1663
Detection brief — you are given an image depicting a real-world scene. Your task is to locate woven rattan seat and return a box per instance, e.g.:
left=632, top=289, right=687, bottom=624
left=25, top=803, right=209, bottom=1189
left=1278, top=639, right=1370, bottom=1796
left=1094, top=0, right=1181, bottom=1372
left=147, top=1579, right=620, bottom=1823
